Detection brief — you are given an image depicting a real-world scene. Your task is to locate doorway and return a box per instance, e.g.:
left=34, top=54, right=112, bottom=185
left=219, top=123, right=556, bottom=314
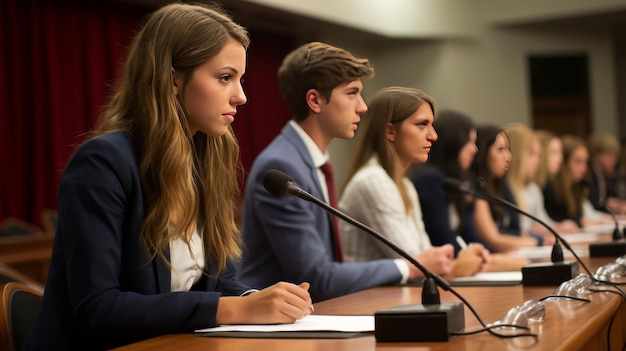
left=528, top=54, right=592, bottom=137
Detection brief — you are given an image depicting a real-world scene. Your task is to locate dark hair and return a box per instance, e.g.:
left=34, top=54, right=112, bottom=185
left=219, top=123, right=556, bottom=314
left=471, top=124, right=509, bottom=220
left=427, top=110, right=476, bottom=180
left=417, top=110, right=476, bottom=226
left=554, top=135, right=589, bottom=217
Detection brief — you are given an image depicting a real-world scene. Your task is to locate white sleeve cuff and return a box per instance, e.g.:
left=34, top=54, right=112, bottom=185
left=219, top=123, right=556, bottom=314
left=393, top=259, right=410, bottom=284
left=240, top=289, right=260, bottom=296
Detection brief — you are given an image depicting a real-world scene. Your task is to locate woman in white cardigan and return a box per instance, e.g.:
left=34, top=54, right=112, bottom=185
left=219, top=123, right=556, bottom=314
left=338, top=87, right=487, bottom=280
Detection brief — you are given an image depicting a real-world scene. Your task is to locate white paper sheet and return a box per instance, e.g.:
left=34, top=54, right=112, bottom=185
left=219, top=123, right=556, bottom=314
left=195, top=315, right=375, bottom=333
left=582, top=223, right=621, bottom=234
left=450, top=271, right=522, bottom=284
left=559, top=232, right=599, bottom=243
left=508, top=246, right=588, bottom=260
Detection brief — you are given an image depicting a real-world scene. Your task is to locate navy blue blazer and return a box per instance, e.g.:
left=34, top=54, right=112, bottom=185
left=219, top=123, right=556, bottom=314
left=238, top=123, right=401, bottom=302
left=25, top=132, right=250, bottom=350
left=412, top=168, right=483, bottom=255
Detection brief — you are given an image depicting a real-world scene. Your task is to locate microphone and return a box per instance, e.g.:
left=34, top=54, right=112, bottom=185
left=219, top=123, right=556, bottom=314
left=263, top=169, right=464, bottom=342
left=589, top=207, right=626, bottom=257
left=606, top=207, right=623, bottom=241
left=442, top=178, right=589, bottom=286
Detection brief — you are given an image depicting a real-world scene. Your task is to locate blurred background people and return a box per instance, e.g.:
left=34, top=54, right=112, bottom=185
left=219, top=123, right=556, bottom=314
left=504, top=123, right=578, bottom=238
left=587, top=132, right=626, bottom=215
left=543, top=135, right=611, bottom=227
left=470, top=124, right=546, bottom=252
left=411, top=112, right=529, bottom=270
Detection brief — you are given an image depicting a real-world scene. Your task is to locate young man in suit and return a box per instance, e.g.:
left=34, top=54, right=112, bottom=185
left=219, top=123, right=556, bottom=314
left=238, top=42, right=452, bottom=302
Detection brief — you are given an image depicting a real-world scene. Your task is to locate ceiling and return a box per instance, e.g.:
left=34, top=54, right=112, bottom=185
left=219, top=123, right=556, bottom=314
left=114, top=0, right=626, bottom=41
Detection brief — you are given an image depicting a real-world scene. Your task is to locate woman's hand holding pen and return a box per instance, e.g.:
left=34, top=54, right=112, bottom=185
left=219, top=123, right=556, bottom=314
left=216, top=282, right=313, bottom=325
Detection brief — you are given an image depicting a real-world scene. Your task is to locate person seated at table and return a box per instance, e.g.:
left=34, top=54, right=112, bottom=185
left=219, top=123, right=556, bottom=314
left=238, top=43, right=427, bottom=303
left=504, top=123, right=579, bottom=238
left=24, top=4, right=312, bottom=350
left=471, top=124, right=547, bottom=252
left=338, top=87, right=487, bottom=280
left=411, top=111, right=529, bottom=271
left=543, top=135, right=611, bottom=227
left=410, top=110, right=480, bottom=255
left=587, top=132, right=626, bottom=215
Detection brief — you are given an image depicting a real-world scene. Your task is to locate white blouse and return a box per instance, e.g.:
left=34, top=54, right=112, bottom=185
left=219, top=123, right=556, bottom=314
left=339, top=157, right=432, bottom=262
left=169, top=228, right=205, bottom=292
left=521, top=182, right=554, bottom=232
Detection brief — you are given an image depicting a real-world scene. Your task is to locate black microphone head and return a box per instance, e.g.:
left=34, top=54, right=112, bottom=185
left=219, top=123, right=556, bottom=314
left=442, top=178, right=462, bottom=193
left=263, top=169, right=294, bottom=198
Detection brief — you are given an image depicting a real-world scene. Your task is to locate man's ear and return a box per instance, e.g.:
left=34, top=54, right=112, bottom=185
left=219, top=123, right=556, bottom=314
left=172, top=68, right=182, bottom=95
left=305, top=89, right=324, bottom=114
left=385, top=122, right=396, bottom=141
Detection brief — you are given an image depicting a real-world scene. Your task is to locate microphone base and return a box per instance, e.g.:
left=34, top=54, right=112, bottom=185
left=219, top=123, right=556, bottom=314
left=521, top=261, right=579, bottom=286
left=589, top=241, right=626, bottom=257
left=374, top=302, right=464, bottom=342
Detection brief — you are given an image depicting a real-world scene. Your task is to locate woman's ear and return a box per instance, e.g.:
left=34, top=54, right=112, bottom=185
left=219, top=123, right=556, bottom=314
left=305, top=89, right=324, bottom=114
left=172, top=68, right=181, bottom=95
left=385, top=122, right=396, bottom=142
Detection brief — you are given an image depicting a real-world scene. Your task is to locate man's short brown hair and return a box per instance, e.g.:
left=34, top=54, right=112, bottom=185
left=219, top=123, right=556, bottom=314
left=278, top=42, right=374, bottom=122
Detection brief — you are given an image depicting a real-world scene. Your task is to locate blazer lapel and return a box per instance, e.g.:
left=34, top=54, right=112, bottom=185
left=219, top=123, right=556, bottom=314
left=281, top=123, right=325, bottom=197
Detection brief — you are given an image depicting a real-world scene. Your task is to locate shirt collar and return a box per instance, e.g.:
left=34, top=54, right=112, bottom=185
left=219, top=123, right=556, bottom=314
left=289, top=120, right=329, bottom=168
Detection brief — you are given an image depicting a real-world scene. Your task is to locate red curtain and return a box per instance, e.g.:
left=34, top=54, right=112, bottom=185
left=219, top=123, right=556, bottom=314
left=235, top=31, right=293, bottom=179
left=0, top=0, right=293, bottom=228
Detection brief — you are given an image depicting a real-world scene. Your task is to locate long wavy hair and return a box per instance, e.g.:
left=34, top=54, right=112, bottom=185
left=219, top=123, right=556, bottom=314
left=424, top=110, right=475, bottom=180
left=344, top=87, right=436, bottom=214
left=553, top=135, right=589, bottom=218
left=419, top=110, right=476, bottom=222
left=534, top=129, right=559, bottom=188
left=504, top=123, right=538, bottom=212
left=471, top=124, right=509, bottom=221
left=91, top=3, right=249, bottom=275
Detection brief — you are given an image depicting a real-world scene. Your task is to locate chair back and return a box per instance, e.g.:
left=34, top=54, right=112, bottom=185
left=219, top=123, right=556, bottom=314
left=0, top=282, right=43, bottom=351
left=0, top=262, right=44, bottom=289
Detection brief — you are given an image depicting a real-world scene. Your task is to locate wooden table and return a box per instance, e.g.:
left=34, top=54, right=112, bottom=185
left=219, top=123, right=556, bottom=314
left=112, top=255, right=625, bottom=351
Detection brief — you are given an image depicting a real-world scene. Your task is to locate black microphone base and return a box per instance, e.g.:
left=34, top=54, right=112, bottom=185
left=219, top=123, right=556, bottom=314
left=521, top=261, right=579, bottom=286
left=589, top=241, right=626, bottom=257
left=374, top=302, right=464, bottom=342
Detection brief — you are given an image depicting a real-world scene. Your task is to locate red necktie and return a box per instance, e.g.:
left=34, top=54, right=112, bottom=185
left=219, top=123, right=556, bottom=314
left=320, top=162, right=343, bottom=262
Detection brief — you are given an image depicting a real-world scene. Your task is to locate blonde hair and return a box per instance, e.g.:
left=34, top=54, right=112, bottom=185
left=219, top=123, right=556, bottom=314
left=345, top=87, right=436, bottom=213
left=504, top=123, right=538, bottom=211
left=91, top=3, right=249, bottom=275
left=534, top=129, right=558, bottom=188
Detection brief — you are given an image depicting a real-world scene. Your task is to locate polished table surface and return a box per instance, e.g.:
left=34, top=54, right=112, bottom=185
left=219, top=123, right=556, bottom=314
left=112, top=247, right=625, bottom=351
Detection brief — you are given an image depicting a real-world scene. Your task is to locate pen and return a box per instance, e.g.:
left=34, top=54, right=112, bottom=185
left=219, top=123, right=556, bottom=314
left=456, top=236, right=468, bottom=250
